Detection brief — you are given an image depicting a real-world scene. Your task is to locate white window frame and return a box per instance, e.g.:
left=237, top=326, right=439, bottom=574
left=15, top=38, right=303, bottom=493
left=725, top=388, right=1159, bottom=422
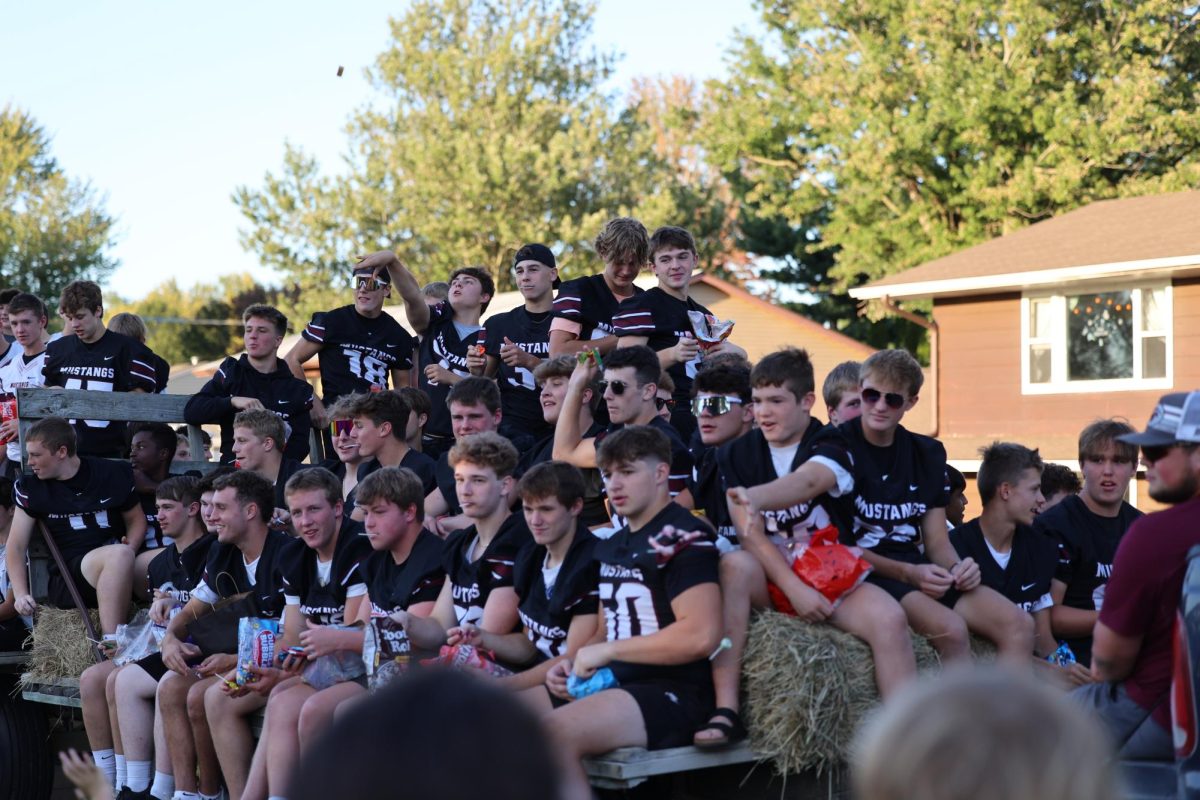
left=1020, top=281, right=1173, bottom=395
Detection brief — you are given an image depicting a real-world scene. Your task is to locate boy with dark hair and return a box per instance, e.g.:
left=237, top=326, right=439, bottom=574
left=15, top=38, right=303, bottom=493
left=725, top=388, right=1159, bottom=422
left=448, top=461, right=600, bottom=691
left=553, top=345, right=694, bottom=507
left=6, top=416, right=145, bottom=638
left=128, top=423, right=180, bottom=603
left=285, top=263, right=415, bottom=440
left=184, top=303, right=315, bottom=463
left=533, top=426, right=721, bottom=799
left=950, top=443, right=1063, bottom=662
left=398, top=386, right=431, bottom=452
left=469, top=243, right=558, bottom=449
left=1039, top=463, right=1082, bottom=513
left=0, top=292, right=50, bottom=477
left=230, top=408, right=306, bottom=515
left=690, top=362, right=753, bottom=543
left=744, top=349, right=1034, bottom=665
left=0, top=286, right=18, bottom=342
left=549, top=217, right=647, bottom=358
left=946, top=464, right=968, bottom=528
left=44, top=280, right=161, bottom=457
left=614, top=226, right=746, bottom=439
left=822, top=360, right=863, bottom=425
left=347, top=390, right=437, bottom=498
left=705, top=348, right=915, bottom=747
left=423, top=377, right=504, bottom=535
left=1034, top=418, right=1141, bottom=666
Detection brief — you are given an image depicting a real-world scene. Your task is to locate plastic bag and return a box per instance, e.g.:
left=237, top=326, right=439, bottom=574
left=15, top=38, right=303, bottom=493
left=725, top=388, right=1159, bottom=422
left=767, top=525, right=871, bottom=613
left=235, top=618, right=279, bottom=686
left=113, top=609, right=163, bottom=666
left=299, top=625, right=366, bottom=690
left=687, top=311, right=735, bottom=350
left=362, top=617, right=411, bottom=690
left=567, top=667, right=618, bottom=699
left=421, top=644, right=512, bottom=677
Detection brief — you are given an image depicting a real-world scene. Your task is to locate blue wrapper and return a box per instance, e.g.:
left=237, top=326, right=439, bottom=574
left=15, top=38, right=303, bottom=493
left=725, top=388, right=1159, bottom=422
left=567, top=667, right=618, bottom=699
left=235, top=617, right=280, bottom=686
left=1047, top=641, right=1077, bottom=667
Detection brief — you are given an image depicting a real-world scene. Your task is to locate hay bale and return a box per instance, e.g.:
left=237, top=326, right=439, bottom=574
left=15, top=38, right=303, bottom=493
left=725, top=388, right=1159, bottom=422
left=743, top=612, right=941, bottom=776
left=20, top=607, right=101, bottom=684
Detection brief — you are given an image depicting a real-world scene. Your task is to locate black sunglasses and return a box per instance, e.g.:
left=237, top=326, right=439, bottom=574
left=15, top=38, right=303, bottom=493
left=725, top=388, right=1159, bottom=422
left=655, top=397, right=676, bottom=411
left=1141, top=444, right=1175, bottom=464
left=599, top=379, right=631, bottom=396
left=330, top=419, right=354, bottom=437
left=861, top=387, right=906, bottom=410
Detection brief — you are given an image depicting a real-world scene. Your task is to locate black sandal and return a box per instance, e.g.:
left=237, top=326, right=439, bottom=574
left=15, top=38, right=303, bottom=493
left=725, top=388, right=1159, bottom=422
left=693, top=707, right=748, bottom=750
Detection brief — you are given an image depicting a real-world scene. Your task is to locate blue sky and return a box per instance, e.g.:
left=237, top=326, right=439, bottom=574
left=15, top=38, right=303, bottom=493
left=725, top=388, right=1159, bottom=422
left=1, top=2, right=760, bottom=299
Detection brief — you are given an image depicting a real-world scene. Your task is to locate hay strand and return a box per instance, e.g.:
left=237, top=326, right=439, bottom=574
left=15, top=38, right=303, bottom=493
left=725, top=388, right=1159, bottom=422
left=19, top=607, right=102, bottom=685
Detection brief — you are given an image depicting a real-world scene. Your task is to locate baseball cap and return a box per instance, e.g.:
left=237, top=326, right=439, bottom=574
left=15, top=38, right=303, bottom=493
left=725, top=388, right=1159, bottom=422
left=513, top=243, right=560, bottom=289
left=1117, top=391, right=1200, bottom=446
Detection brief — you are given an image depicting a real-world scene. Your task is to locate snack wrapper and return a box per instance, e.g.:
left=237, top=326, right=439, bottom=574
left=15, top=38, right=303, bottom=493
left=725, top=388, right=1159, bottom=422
left=767, top=525, right=871, bottom=612
left=576, top=348, right=603, bottom=371
left=1047, top=641, right=1077, bottom=667
left=687, top=311, right=735, bottom=350
left=421, top=643, right=512, bottom=677
left=0, top=392, right=16, bottom=445
left=567, top=667, right=618, bottom=699
left=302, top=649, right=366, bottom=690
left=362, top=617, right=411, bottom=690
left=235, top=617, right=279, bottom=686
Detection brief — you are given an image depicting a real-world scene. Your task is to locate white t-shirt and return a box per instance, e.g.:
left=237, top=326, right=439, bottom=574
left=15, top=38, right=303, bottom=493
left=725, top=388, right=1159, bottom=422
left=768, top=442, right=854, bottom=497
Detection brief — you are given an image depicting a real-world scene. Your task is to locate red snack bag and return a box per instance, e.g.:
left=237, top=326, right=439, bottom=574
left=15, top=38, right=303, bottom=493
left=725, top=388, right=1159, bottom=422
left=767, top=525, right=872, bottom=614
left=0, top=392, right=15, bottom=445
left=420, top=643, right=513, bottom=677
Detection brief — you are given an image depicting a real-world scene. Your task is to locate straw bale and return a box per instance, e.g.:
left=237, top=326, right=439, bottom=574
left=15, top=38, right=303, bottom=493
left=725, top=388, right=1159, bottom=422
left=19, top=607, right=102, bottom=684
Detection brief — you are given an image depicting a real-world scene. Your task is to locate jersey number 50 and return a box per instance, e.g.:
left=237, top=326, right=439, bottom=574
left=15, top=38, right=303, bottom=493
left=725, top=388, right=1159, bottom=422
left=600, top=581, right=657, bottom=640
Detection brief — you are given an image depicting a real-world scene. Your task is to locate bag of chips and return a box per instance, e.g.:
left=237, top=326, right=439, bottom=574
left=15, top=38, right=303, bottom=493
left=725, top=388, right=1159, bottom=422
left=421, top=643, right=513, bottom=677
left=567, top=667, right=618, bottom=699
left=362, top=617, right=411, bottom=690
left=299, top=624, right=366, bottom=690
left=235, top=617, right=279, bottom=686
left=687, top=311, right=735, bottom=350
left=767, top=525, right=871, bottom=613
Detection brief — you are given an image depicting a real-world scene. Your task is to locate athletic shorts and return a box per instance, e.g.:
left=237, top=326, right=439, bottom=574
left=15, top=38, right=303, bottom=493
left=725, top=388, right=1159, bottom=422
left=864, top=549, right=962, bottom=609
left=133, top=652, right=169, bottom=682
left=621, top=680, right=714, bottom=751
left=46, top=553, right=99, bottom=610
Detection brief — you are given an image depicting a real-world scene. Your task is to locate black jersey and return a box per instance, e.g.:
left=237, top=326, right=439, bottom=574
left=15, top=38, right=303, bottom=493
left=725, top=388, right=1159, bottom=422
left=280, top=520, right=372, bottom=625
left=138, top=490, right=167, bottom=551
left=481, top=306, right=553, bottom=438
left=301, top=305, right=416, bottom=402
left=42, top=331, right=161, bottom=456
left=692, top=445, right=734, bottom=542
left=597, top=418, right=693, bottom=501
left=355, top=449, right=438, bottom=504
left=520, top=423, right=609, bottom=529
left=951, top=519, right=1057, bottom=613
left=442, top=513, right=532, bottom=627
left=717, top=420, right=855, bottom=545
left=184, top=354, right=314, bottom=463
left=432, top=452, right=461, bottom=515
left=513, top=525, right=600, bottom=661
left=1033, top=494, right=1141, bottom=663
left=613, top=288, right=709, bottom=408
left=193, top=529, right=292, bottom=620
left=14, top=457, right=140, bottom=562
left=147, top=533, right=217, bottom=604
left=839, top=418, right=949, bottom=554
left=416, top=302, right=479, bottom=439
left=362, top=530, right=447, bottom=616
left=273, top=459, right=308, bottom=512
left=552, top=274, right=644, bottom=342
left=594, top=502, right=718, bottom=686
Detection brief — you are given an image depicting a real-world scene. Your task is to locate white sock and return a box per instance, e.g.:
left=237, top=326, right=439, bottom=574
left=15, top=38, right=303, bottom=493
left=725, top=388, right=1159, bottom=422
left=173, top=793, right=201, bottom=800
left=151, top=771, right=175, bottom=799
left=267, top=796, right=287, bottom=800
left=91, top=749, right=116, bottom=786
left=126, top=759, right=152, bottom=792
left=200, top=792, right=225, bottom=800
left=115, top=753, right=127, bottom=788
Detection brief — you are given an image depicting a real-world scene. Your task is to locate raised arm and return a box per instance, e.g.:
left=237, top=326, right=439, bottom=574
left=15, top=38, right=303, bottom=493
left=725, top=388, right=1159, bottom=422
left=552, top=356, right=600, bottom=468
left=358, top=251, right=430, bottom=334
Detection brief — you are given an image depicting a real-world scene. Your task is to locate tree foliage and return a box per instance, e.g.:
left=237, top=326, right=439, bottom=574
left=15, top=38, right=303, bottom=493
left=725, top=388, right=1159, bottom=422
left=0, top=105, right=119, bottom=301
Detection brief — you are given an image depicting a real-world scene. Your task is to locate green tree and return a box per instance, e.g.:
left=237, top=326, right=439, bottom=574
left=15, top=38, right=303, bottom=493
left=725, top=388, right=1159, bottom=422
left=0, top=105, right=119, bottom=301
left=707, top=0, right=1200, bottom=340
left=236, top=0, right=682, bottom=316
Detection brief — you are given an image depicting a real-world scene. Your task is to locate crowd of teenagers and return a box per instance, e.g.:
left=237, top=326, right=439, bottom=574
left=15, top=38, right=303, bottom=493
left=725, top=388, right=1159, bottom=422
left=0, top=217, right=1196, bottom=800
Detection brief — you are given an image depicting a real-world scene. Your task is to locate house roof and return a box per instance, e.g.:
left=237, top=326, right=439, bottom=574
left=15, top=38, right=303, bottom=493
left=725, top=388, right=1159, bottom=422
left=850, top=191, right=1200, bottom=301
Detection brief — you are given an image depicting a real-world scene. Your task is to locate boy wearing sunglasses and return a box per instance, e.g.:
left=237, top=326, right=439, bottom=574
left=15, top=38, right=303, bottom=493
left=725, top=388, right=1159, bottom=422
left=1033, top=419, right=1141, bottom=667
left=284, top=264, right=417, bottom=437
left=1075, top=391, right=1200, bottom=760
left=690, top=363, right=753, bottom=545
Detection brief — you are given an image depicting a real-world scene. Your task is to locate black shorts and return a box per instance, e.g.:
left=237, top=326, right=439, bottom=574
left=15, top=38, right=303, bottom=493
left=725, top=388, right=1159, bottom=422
left=46, top=553, right=99, bottom=610
left=621, top=680, right=713, bottom=751
left=864, top=549, right=962, bottom=609
left=133, top=652, right=169, bottom=682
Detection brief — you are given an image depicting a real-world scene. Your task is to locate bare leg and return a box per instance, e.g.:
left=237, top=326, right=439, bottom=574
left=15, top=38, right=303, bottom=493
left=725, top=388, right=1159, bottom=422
left=115, top=665, right=158, bottom=762
left=158, top=671, right=201, bottom=794
left=186, top=677, right=224, bottom=797
left=80, top=660, right=118, bottom=752
left=954, top=586, right=1036, bottom=665
left=829, top=582, right=916, bottom=699
left=204, top=681, right=268, bottom=800
left=544, top=689, right=648, bottom=800
left=516, top=684, right=555, bottom=717
left=105, top=666, right=124, bottom=756
left=900, top=591, right=971, bottom=662
left=296, top=682, right=362, bottom=750
left=264, top=684, right=315, bottom=796
left=81, top=544, right=135, bottom=635
left=132, top=549, right=161, bottom=600
left=153, top=702, right=171, bottom=777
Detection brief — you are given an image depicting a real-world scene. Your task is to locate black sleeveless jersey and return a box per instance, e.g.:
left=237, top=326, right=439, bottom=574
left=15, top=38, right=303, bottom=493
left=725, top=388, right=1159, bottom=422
left=416, top=302, right=478, bottom=439
left=301, top=305, right=415, bottom=402
left=432, top=452, right=460, bottom=515
left=481, top=305, right=553, bottom=438
left=147, top=533, right=217, bottom=604
left=355, top=450, right=438, bottom=507
left=594, top=502, right=718, bottom=686
left=951, top=520, right=1057, bottom=612
left=513, top=525, right=599, bottom=660
left=692, top=444, right=734, bottom=542
left=42, top=331, right=161, bottom=456
left=14, top=457, right=140, bottom=561
left=839, top=418, right=949, bottom=554
left=280, top=519, right=372, bottom=625
left=613, top=287, right=709, bottom=409
left=362, top=530, right=447, bottom=616
left=442, top=513, right=532, bottom=627
left=552, top=274, right=644, bottom=342
left=196, top=529, right=292, bottom=619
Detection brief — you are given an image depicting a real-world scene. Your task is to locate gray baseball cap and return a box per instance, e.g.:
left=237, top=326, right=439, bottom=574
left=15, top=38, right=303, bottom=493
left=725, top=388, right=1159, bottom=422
left=1117, top=391, right=1200, bottom=447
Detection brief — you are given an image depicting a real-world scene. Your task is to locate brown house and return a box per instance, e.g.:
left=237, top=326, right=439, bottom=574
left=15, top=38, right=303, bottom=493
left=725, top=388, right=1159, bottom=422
left=850, top=190, right=1200, bottom=511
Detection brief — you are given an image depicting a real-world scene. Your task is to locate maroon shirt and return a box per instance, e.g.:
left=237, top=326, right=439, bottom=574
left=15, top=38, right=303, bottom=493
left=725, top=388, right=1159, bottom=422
left=1098, top=495, right=1200, bottom=727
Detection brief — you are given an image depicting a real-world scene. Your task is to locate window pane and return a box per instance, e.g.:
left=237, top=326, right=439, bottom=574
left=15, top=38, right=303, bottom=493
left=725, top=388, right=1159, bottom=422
left=1142, top=336, right=1167, bottom=379
left=1068, top=290, right=1133, bottom=380
left=1029, top=344, right=1052, bottom=384
left=1030, top=298, right=1053, bottom=339
left=1142, top=287, right=1166, bottom=332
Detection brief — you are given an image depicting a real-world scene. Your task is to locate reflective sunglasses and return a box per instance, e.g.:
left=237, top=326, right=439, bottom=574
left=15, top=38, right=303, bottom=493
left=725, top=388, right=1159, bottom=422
left=655, top=397, right=676, bottom=411
left=861, top=387, right=906, bottom=410
left=691, top=395, right=743, bottom=417
left=1141, top=444, right=1176, bottom=464
left=330, top=419, right=354, bottom=437
left=599, top=379, right=632, bottom=396
left=353, top=276, right=388, bottom=292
